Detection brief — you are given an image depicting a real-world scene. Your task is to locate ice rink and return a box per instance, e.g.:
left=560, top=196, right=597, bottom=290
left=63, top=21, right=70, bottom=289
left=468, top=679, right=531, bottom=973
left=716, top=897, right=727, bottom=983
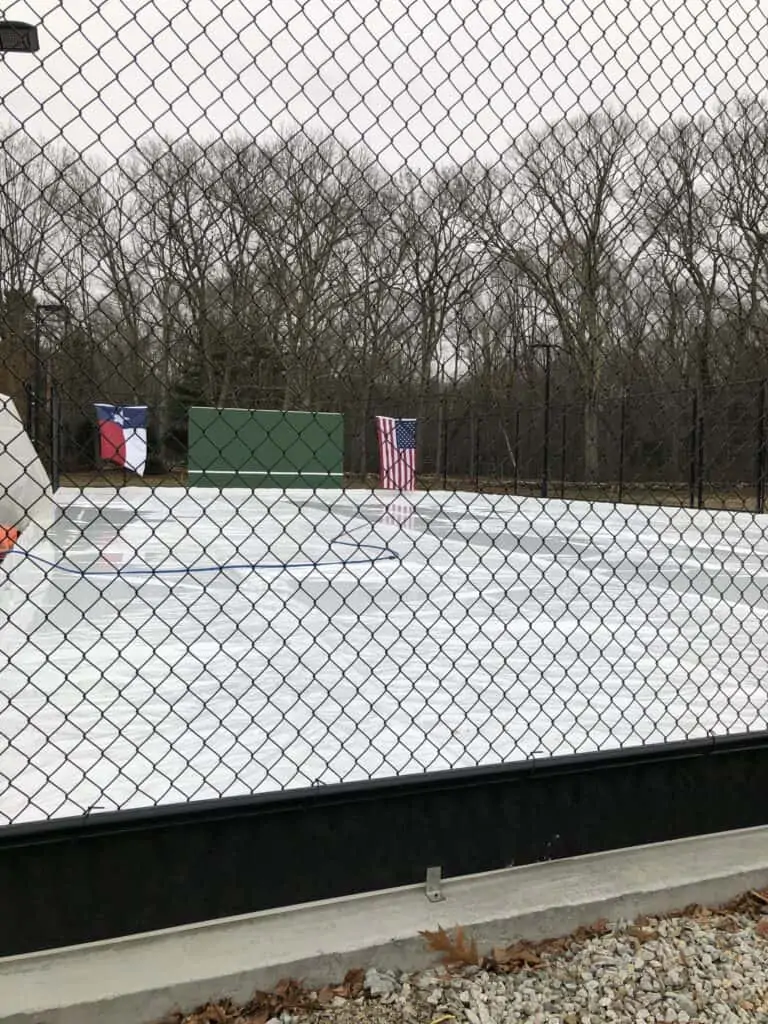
left=2, top=487, right=768, bottom=825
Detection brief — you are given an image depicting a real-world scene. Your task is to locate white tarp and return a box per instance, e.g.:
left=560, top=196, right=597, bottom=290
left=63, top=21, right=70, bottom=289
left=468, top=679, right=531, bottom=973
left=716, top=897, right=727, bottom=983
left=0, top=393, right=55, bottom=532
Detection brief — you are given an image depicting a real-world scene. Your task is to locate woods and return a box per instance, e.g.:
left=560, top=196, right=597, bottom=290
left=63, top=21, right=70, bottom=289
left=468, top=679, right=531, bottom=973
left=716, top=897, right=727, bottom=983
left=3, top=98, right=768, bottom=485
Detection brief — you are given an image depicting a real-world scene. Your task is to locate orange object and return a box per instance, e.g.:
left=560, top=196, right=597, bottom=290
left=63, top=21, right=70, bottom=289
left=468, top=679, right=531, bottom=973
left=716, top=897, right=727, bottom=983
left=0, top=525, right=19, bottom=561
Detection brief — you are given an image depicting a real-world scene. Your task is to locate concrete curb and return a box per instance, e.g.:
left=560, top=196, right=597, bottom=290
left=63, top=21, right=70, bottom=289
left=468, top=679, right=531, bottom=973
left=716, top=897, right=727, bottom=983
left=3, top=826, right=768, bottom=1024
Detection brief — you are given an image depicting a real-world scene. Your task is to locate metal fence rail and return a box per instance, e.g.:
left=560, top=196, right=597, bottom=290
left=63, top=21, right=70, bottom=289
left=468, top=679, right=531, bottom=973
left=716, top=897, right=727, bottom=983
left=2, top=3, right=768, bottom=831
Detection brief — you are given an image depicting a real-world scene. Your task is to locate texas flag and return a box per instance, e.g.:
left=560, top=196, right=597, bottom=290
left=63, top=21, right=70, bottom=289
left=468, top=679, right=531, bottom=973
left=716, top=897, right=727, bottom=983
left=94, top=404, right=148, bottom=476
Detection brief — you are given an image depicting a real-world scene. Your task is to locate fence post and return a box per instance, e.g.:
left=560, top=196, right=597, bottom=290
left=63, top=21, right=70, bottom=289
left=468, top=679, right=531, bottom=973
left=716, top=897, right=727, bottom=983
left=541, top=344, right=552, bottom=499
left=697, top=389, right=705, bottom=510
left=757, top=378, right=767, bottom=513
left=441, top=396, right=448, bottom=490
left=617, top=388, right=627, bottom=503
left=560, top=404, right=567, bottom=499
left=513, top=410, right=520, bottom=494
left=473, top=415, right=481, bottom=491
left=25, top=381, right=37, bottom=444
left=469, top=414, right=476, bottom=489
left=688, top=389, right=698, bottom=508
left=50, top=385, right=61, bottom=492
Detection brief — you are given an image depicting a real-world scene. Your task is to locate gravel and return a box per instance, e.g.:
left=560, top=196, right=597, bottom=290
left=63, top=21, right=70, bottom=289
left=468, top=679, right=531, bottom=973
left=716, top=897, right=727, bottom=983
left=163, top=892, right=768, bottom=1024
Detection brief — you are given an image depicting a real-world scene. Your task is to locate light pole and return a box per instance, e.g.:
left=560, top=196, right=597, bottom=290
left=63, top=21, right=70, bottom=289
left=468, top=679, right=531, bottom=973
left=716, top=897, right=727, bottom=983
left=532, top=341, right=556, bottom=499
left=32, top=303, right=68, bottom=445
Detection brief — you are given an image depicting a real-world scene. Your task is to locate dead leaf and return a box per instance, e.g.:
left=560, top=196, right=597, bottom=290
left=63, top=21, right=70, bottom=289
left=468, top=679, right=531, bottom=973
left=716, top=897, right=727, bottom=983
left=242, top=1013, right=269, bottom=1024
left=490, top=943, right=543, bottom=969
left=575, top=918, right=611, bottom=939
left=185, top=1004, right=234, bottom=1024
left=626, top=926, right=659, bottom=944
left=420, top=925, right=480, bottom=966
left=272, top=978, right=304, bottom=1006
left=341, top=967, right=365, bottom=997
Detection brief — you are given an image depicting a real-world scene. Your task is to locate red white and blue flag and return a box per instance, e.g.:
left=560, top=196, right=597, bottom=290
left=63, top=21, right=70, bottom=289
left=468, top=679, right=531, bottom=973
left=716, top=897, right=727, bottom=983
left=94, top=404, right=148, bottom=476
left=376, top=415, right=417, bottom=491
left=381, top=497, right=416, bottom=530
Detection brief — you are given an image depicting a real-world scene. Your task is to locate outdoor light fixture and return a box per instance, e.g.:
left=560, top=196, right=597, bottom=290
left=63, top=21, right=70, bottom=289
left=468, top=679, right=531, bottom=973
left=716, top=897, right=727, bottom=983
left=0, top=21, right=39, bottom=52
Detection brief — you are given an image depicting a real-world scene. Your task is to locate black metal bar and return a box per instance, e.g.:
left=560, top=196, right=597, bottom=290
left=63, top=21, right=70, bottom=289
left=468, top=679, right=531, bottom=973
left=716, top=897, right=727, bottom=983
left=618, top=388, right=627, bottom=503
left=469, top=415, right=479, bottom=490
left=50, top=384, right=61, bottom=492
left=757, top=379, right=766, bottom=513
left=513, top=409, right=520, bottom=494
left=23, top=380, right=34, bottom=439
left=541, top=345, right=551, bottom=499
left=560, top=404, right=567, bottom=499
left=441, top=397, right=448, bottom=490
left=32, top=309, right=42, bottom=445
left=2, top=730, right=768, bottom=957
left=688, top=389, right=698, bottom=508
left=474, top=414, right=481, bottom=489
left=697, top=390, right=706, bottom=510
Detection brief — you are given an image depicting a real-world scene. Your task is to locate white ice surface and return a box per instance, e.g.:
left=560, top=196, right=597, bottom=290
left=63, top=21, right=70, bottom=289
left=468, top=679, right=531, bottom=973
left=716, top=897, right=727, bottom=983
left=2, top=487, right=768, bottom=825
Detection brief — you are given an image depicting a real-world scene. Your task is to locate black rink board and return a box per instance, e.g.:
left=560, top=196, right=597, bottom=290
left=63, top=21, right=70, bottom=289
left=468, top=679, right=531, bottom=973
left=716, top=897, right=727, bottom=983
left=1, top=731, right=768, bottom=957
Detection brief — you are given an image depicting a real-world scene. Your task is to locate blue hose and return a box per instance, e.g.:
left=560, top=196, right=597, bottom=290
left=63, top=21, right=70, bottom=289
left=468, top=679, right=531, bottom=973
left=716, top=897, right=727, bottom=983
left=3, top=524, right=400, bottom=578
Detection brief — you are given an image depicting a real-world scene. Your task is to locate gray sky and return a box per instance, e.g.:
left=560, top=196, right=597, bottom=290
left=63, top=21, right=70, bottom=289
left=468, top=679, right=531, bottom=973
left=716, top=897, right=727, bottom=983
left=2, top=0, right=767, bottom=169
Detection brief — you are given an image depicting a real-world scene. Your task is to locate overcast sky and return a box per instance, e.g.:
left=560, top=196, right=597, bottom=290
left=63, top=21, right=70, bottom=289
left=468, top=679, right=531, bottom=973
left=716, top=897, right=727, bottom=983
left=2, top=0, right=767, bottom=169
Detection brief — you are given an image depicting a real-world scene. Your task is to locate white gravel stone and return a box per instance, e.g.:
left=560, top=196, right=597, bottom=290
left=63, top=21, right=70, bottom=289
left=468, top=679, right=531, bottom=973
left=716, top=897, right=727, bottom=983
left=168, top=897, right=768, bottom=1024
left=363, top=967, right=399, bottom=997
left=317, top=904, right=768, bottom=1023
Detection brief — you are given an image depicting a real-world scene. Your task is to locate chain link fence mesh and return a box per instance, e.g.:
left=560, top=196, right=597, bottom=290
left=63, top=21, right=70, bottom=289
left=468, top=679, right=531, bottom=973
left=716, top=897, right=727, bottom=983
left=2, top=2, right=768, bottom=824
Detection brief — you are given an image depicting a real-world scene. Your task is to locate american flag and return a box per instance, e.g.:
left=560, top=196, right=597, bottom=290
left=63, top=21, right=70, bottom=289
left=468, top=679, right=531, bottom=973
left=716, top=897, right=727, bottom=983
left=376, top=415, right=417, bottom=491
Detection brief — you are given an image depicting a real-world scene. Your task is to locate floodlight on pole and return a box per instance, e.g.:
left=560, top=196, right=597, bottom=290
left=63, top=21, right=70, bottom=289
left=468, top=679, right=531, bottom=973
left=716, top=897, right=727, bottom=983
left=31, top=304, right=69, bottom=445
left=0, top=21, right=39, bottom=52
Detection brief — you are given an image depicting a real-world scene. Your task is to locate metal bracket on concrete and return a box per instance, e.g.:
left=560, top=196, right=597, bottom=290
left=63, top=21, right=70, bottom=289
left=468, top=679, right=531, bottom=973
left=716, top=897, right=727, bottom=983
left=425, top=865, right=445, bottom=902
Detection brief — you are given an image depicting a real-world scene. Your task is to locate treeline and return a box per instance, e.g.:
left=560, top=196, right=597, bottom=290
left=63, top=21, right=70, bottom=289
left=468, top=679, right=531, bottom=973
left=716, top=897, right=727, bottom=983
left=2, top=96, right=768, bottom=480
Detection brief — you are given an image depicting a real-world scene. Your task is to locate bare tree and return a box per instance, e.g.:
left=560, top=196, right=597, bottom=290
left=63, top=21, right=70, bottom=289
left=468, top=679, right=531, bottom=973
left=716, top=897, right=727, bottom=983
left=0, top=131, right=65, bottom=403
left=249, top=132, right=369, bottom=411
left=481, top=112, right=650, bottom=480
left=645, top=117, right=729, bottom=391
left=710, top=97, right=768, bottom=370
left=336, top=170, right=413, bottom=472
left=392, top=165, right=481, bottom=472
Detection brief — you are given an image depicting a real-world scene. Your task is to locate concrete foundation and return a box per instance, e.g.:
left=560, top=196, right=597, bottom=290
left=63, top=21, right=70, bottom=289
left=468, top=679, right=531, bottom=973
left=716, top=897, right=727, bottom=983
left=3, top=826, right=768, bottom=1024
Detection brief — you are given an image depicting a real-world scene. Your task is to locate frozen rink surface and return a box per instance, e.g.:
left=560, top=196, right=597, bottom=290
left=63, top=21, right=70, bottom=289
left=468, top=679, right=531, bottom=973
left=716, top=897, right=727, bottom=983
left=2, top=487, right=768, bottom=825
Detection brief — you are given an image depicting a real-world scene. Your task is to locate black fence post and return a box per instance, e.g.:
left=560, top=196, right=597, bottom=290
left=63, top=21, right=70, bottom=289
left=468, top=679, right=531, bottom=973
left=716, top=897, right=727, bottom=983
left=757, top=378, right=767, bottom=514
left=618, top=388, right=627, bottom=503
left=688, top=389, right=698, bottom=508
left=541, top=345, right=552, bottom=499
left=25, top=381, right=40, bottom=446
left=560, top=404, right=567, bottom=499
left=441, top=400, right=448, bottom=491
left=50, top=385, right=61, bottom=492
left=473, top=415, right=481, bottom=491
left=697, top=389, right=705, bottom=510
left=24, top=380, right=34, bottom=438
left=469, top=414, right=476, bottom=489
left=513, top=410, right=520, bottom=494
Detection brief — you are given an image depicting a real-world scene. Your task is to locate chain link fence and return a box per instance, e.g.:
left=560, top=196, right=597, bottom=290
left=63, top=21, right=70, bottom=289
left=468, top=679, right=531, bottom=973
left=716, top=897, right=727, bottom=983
left=2, top=2, right=768, bottom=825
